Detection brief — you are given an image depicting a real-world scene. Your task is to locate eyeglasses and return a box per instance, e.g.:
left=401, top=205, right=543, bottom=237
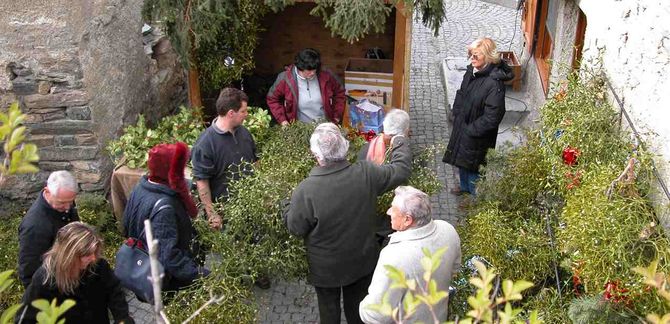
left=468, top=52, right=482, bottom=60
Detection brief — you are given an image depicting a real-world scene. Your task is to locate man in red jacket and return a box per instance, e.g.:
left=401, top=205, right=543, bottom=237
left=266, top=48, right=345, bottom=125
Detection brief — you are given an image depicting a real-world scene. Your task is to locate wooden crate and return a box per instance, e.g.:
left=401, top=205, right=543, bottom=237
left=344, top=58, right=394, bottom=109
left=500, top=51, right=522, bottom=91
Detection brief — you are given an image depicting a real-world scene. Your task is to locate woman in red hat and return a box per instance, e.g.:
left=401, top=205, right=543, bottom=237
left=122, top=142, right=208, bottom=294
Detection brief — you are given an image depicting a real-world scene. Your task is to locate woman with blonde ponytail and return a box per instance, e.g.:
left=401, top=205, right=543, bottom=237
left=19, top=222, right=133, bottom=324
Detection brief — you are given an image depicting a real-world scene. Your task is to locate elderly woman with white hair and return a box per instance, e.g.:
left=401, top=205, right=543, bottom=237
left=358, top=108, right=410, bottom=165
left=443, top=37, right=513, bottom=196
left=284, top=122, right=412, bottom=324
left=359, top=186, right=461, bottom=324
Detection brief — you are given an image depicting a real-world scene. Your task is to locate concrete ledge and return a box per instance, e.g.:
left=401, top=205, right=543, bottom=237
left=440, top=57, right=529, bottom=113
left=480, top=0, right=520, bottom=9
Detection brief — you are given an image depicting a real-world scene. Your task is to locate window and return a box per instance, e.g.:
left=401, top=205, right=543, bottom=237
left=523, top=0, right=587, bottom=94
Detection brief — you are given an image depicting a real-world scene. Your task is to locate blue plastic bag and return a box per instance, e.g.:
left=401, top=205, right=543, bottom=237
left=349, top=99, right=385, bottom=133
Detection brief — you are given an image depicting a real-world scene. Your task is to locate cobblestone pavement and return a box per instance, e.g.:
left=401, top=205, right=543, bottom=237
left=127, top=1, right=524, bottom=322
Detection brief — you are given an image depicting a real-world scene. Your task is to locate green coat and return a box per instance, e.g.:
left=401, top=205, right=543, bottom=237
left=284, top=136, right=411, bottom=287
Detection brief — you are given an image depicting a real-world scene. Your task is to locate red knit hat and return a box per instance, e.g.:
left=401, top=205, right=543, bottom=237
left=147, top=142, right=198, bottom=218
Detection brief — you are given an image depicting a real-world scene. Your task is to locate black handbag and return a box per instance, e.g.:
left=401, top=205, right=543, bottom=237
left=114, top=198, right=172, bottom=304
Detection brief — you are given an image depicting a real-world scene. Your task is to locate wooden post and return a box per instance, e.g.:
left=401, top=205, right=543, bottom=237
left=392, top=2, right=412, bottom=111
left=187, top=66, right=203, bottom=108
left=145, top=219, right=169, bottom=324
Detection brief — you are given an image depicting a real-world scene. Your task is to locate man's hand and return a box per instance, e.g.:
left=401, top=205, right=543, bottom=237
left=208, top=213, right=223, bottom=230
left=281, top=120, right=289, bottom=127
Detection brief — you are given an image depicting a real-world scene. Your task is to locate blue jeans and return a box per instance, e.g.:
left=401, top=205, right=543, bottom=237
left=459, top=167, right=480, bottom=195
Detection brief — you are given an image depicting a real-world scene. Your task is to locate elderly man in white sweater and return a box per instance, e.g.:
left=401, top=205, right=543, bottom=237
left=359, top=186, right=461, bottom=323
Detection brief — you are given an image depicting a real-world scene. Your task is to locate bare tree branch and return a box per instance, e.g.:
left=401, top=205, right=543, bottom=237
left=145, top=219, right=169, bottom=324
left=181, top=292, right=226, bottom=324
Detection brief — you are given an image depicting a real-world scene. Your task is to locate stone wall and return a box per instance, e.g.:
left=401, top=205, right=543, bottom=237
left=0, top=0, right=185, bottom=201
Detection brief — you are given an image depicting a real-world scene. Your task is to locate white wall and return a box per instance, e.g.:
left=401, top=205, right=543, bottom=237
left=579, top=0, right=670, bottom=209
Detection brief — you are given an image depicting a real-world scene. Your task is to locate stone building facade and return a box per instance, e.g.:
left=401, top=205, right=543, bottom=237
left=518, top=0, right=670, bottom=220
left=0, top=0, right=185, bottom=202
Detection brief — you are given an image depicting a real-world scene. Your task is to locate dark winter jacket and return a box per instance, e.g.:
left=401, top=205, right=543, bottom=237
left=123, top=177, right=200, bottom=288
left=283, top=136, right=411, bottom=287
left=19, top=259, right=132, bottom=324
left=18, top=191, right=79, bottom=287
left=442, top=61, right=514, bottom=171
left=266, top=64, right=346, bottom=124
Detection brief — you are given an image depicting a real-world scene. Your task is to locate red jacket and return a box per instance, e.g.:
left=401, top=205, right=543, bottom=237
left=266, top=65, right=345, bottom=124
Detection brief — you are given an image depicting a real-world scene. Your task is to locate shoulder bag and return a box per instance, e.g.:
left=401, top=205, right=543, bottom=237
left=114, top=198, right=171, bottom=304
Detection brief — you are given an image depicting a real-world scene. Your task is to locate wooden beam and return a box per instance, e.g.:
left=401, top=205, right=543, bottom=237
left=392, top=2, right=409, bottom=111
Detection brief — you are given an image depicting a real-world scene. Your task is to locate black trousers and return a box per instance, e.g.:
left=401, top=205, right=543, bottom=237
left=314, top=272, right=373, bottom=324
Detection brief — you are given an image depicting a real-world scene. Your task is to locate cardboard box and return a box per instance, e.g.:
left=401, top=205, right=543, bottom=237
left=345, top=58, right=394, bottom=109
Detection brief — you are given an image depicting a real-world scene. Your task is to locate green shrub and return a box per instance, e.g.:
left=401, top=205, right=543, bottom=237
left=0, top=214, right=23, bottom=311
left=106, top=106, right=205, bottom=169
left=558, top=166, right=670, bottom=315
left=76, top=193, right=124, bottom=265
left=479, top=136, right=554, bottom=215
left=463, top=70, right=670, bottom=319
left=522, top=287, right=571, bottom=324
left=461, top=203, right=555, bottom=283
left=164, top=123, right=443, bottom=322
left=568, top=295, right=638, bottom=323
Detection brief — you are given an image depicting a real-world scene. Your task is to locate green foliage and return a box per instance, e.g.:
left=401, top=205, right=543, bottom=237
left=106, top=106, right=205, bottom=169
left=165, top=123, right=442, bottom=322
left=0, top=215, right=22, bottom=311
left=311, top=0, right=393, bottom=43
left=164, top=123, right=317, bottom=322
left=143, top=0, right=269, bottom=91
left=634, top=259, right=670, bottom=323
left=375, top=144, right=443, bottom=216
left=568, top=295, right=638, bottom=323
left=461, top=203, right=556, bottom=283
left=558, top=168, right=670, bottom=302
left=242, top=106, right=272, bottom=143
left=146, top=0, right=445, bottom=89
left=0, top=102, right=39, bottom=185
left=32, top=298, right=76, bottom=324
left=76, top=193, right=124, bottom=265
left=164, top=224, right=257, bottom=323
left=461, top=70, right=670, bottom=319
left=522, top=288, right=571, bottom=324
left=0, top=269, right=75, bottom=324
left=0, top=270, right=21, bottom=324
left=479, top=138, right=553, bottom=214
left=447, top=261, right=540, bottom=324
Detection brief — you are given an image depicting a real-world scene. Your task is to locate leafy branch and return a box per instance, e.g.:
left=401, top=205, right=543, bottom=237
left=633, top=259, right=670, bottom=324
left=0, top=102, right=39, bottom=187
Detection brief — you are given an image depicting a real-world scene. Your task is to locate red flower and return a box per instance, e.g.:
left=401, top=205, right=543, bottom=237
left=603, top=281, right=631, bottom=306
left=358, top=130, right=377, bottom=142
left=562, top=146, right=581, bottom=166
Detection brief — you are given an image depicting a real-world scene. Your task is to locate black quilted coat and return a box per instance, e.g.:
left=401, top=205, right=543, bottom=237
left=442, top=61, right=514, bottom=171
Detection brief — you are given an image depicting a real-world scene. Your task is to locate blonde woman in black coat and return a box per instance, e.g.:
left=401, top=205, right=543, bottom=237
left=443, top=37, right=514, bottom=195
left=18, top=222, right=133, bottom=324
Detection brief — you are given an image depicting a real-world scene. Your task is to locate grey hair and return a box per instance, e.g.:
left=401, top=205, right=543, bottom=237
left=383, top=109, right=410, bottom=136
left=46, top=171, right=79, bottom=194
left=393, top=185, right=432, bottom=228
left=309, top=123, right=350, bottom=165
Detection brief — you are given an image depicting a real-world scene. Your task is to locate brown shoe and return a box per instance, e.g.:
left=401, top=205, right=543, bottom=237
left=449, top=188, right=465, bottom=196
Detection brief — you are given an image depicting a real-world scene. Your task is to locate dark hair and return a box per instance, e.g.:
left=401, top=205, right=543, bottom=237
left=216, top=87, right=248, bottom=116
left=294, top=48, right=321, bottom=72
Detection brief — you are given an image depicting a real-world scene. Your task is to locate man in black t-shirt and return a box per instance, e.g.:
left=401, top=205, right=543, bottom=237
left=191, top=88, right=257, bottom=230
